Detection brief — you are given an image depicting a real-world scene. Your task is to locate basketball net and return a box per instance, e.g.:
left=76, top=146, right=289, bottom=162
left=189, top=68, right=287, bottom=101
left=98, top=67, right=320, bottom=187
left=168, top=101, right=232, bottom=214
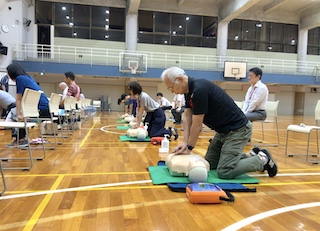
left=130, top=66, right=137, bottom=74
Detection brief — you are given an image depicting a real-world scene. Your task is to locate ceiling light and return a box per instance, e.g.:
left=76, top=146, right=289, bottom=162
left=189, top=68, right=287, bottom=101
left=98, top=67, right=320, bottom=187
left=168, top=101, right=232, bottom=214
left=62, top=6, right=66, bottom=10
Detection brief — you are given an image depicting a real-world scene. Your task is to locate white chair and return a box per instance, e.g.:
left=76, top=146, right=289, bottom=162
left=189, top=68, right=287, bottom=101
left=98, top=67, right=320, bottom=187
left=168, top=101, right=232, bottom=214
left=251, top=100, right=280, bottom=147
left=315, top=100, right=320, bottom=126
left=285, top=100, right=320, bottom=164
left=62, top=96, right=74, bottom=135
left=48, top=93, right=66, bottom=144
left=234, top=101, right=243, bottom=109
left=0, top=89, right=44, bottom=170
left=92, top=100, right=102, bottom=111
left=0, top=160, right=6, bottom=195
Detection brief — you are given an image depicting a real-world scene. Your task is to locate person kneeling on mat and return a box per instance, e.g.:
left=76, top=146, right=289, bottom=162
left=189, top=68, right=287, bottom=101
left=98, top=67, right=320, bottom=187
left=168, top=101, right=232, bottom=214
left=161, top=67, right=277, bottom=179
left=128, top=81, right=178, bottom=140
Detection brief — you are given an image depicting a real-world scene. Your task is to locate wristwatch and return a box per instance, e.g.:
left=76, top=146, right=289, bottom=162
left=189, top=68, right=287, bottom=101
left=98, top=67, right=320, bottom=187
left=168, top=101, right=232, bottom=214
left=187, top=145, right=194, bottom=150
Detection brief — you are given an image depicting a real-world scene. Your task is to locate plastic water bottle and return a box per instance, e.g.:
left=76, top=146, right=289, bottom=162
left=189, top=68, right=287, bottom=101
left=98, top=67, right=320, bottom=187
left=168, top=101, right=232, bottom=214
left=144, top=122, right=149, bottom=131
left=161, top=135, right=169, bottom=152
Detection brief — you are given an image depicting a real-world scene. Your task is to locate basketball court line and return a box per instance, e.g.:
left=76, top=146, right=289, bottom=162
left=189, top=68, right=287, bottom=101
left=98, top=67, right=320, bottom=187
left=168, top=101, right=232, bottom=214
left=221, top=202, right=320, bottom=231
left=79, top=120, right=98, bottom=148
left=3, top=169, right=320, bottom=178
left=22, top=176, right=64, bottom=231
left=0, top=179, right=319, bottom=230
left=2, top=172, right=320, bottom=199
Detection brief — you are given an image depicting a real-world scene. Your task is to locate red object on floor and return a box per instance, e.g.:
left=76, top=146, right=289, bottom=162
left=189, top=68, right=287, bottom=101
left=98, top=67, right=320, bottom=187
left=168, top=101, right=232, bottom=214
left=151, top=137, right=164, bottom=145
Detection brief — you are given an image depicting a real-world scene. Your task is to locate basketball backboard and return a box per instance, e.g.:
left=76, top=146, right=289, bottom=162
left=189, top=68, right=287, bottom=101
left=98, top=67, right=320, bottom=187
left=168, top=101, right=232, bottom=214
left=119, top=52, right=147, bottom=74
left=224, top=61, right=247, bottom=79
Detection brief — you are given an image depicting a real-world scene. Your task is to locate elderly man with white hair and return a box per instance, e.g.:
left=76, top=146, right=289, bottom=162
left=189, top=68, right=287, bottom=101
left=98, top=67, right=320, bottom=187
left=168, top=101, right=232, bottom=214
left=160, top=66, right=278, bottom=179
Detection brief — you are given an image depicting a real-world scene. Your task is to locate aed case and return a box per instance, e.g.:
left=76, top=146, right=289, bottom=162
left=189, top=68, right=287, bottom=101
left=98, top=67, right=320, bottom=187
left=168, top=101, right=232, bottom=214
left=186, top=183, right=227, bottom=204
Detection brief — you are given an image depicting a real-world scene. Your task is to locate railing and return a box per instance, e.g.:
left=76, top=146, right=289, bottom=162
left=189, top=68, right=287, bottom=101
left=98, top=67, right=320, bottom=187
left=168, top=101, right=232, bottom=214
left=13, top=43, right=320, bottom=76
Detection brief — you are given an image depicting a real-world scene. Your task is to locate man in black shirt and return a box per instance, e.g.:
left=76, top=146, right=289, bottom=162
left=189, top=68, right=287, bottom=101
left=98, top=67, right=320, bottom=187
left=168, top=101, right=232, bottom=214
left=160, top=67, right=277, bottom=179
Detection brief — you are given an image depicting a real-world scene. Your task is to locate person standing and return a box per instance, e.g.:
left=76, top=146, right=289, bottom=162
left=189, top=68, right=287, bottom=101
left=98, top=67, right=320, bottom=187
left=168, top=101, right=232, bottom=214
left=242, top=67, right=269, bottom=122
left=128, top=81, right=178, bottom=139
left=161, top=66, right=277, bottom=179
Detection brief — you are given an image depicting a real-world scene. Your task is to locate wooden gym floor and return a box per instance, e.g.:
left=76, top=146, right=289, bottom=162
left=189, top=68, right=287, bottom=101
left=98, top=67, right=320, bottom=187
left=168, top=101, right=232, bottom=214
left=0, top=111, right=320, bottom=231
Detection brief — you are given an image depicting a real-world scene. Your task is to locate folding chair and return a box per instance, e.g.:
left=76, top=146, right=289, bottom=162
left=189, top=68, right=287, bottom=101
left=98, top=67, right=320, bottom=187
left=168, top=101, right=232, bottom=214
left=92, top=100, right=102, bottom=111
left=0, top=160, right=6, bottom=195
left=285, top=100, right=320, bottom=164
left=0, top=89, right=45, bottom=170
left=251, top=100, right=280, bottom=147
left=47, top=93, right=65, bottom=144
left=62, top=96, right=74, bottom=136
left=234, top=101, right=243, bottom=109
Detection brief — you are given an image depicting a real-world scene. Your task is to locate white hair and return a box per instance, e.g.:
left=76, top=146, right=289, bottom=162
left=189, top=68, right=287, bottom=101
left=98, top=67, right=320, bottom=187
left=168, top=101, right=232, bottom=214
left=160, top=67, right=187, bottom=82
left=59, top=82, right=68, bottom=89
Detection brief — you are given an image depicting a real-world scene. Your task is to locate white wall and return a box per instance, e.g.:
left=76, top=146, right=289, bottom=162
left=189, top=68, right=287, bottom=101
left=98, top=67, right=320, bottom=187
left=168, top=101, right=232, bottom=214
left=0, top=1, right=35, bottom=72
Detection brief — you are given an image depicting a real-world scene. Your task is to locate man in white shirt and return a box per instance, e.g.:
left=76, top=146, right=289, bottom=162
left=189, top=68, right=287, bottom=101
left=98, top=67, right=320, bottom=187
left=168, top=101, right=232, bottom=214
left=242, top=67, right=269, bottom=122
left=156, top=92, right=172, bottom=110
left=171, top=93, right=185, bottom=124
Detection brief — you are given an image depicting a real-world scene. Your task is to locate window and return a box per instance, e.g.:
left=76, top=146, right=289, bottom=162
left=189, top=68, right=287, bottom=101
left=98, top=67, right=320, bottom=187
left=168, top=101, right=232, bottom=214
left=73, top=4, right=90, bottom=27
left=92, top=6, right=110, bottom=28
left=172, top=14, right=186, bottom=35
left=139, top=11, right=153, bottom=32
left=186, top=15, right=201, bottom=35
left=109, top=8, right=125, bottom=30
left=35, top=1, right=53, bottom=24
left=270, top=23, right=283, bottom=42
left=155, top=12, right=170, bottom=33
left=55, top=3, right=72, bottom=26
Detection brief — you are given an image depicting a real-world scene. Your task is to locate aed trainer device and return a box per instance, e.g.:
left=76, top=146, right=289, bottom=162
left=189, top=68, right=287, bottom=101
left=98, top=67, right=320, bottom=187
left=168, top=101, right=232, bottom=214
left=186, top=183, right=233, bottom=204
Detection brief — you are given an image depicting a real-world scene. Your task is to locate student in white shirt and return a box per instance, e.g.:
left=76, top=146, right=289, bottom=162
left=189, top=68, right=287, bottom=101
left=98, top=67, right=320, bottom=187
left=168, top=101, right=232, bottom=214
left=156, top=92, right=172, bottom=110
left=171, top=93, right=185, bottom=124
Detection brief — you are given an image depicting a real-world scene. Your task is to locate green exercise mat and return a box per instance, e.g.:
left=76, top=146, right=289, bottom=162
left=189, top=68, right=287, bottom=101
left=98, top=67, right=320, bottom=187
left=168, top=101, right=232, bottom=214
left=119, top=135, right=151, bottom=142
left=116, top=125, right=130, bottom=130
left=148, top=166, right=259, bottom=185
left=116, top=118, right=127, bottom=124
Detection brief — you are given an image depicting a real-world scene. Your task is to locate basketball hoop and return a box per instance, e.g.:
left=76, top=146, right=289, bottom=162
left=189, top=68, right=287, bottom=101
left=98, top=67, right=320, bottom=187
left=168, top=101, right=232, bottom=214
left=233, top=73, right=240, bottom=80
left=130, top=66, right=137, bottom=74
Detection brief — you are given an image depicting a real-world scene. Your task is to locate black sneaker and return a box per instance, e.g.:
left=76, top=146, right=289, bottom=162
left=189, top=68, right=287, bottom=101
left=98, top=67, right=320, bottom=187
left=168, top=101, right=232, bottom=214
left=260, top=149, right=277, bottom=177
left=172, top=128, right=178, bottom=140
left=250, top=147, right=266, bottom=172
left=250, top=147, right=260, bottom=156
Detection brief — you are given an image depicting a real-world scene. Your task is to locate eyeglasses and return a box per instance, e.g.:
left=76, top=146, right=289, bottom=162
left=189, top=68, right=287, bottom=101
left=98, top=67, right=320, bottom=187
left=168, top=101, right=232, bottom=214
left=167, top=78, right=178, bottom=91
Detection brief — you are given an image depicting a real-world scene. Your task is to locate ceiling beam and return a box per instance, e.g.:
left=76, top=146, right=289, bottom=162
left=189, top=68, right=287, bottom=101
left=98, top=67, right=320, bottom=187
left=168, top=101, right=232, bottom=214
left=263, top=0, right=288, bottom=13
left=177, top=0, right=186, bottom=6
left=126, top=0, right=141, bottom=14
left=219, top=0, right=261, bottom=23
left=300, top=6, right=320, bottom=30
